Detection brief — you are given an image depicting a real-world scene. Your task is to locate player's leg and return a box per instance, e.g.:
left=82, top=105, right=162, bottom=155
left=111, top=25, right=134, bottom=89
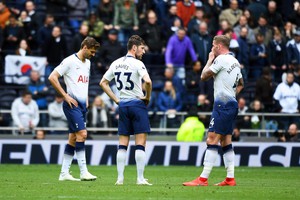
left=59, top=133, right=80, bottom=181
left=215, top=134, right=236, bottom=186
left=135, top=133, right=152, bottom=185
left=115, top=135, right=130, bottom=185
left=75, top=129, right=97, bottom=181
left=183, top=131, right=221, bottom=186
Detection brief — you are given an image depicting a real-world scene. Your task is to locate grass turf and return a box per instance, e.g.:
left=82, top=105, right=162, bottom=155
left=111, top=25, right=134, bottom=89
left=0, top=165, right=299, bottom=200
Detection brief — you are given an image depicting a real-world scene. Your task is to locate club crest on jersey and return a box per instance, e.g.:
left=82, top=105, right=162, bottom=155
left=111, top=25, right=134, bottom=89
left=78, top=75, right=89, bottom=83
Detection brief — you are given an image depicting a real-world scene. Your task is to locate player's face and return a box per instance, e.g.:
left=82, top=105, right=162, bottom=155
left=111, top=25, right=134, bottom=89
left=135, top=45, right=146, bottom=60
left=211, top=41, right=220, bottom=56
left=84, top=47, right=97, bottom=59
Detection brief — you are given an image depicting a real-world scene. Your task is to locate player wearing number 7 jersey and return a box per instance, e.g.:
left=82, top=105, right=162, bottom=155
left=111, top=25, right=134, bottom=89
left=100, top=35, right=152, bottom=185
left=183, top=35, right=244, bottom=187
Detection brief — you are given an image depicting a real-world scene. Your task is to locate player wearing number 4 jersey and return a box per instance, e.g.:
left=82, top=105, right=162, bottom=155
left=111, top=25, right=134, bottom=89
left=183, top=35, right=244, bottom=187
left=100, top=35, right=152, bottom=186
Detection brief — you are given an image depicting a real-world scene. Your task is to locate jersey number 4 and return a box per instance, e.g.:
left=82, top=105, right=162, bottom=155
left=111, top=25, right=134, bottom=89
left=114, top=72, right=134, bottom=90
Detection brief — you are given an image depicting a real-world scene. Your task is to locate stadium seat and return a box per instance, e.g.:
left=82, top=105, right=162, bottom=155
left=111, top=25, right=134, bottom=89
left=0, top=90, right=18, bottom=109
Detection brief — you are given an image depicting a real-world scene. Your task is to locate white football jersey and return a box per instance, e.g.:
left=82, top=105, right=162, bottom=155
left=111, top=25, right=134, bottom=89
left=55, top=54, right=90, bottom=104
left=103, top=55, right=148, bottom=99
left=210, top=54, right=242, bottom=103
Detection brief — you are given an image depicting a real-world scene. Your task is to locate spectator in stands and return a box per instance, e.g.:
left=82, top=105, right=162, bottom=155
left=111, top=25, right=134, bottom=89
left=157, top=80, right=183, bottom=128
left=27, top=70, right=49, bottom=127
left=196, top=94, right=211, bottom=127
left=46, top=0, right=68, bottom=25
left=255, top=67, right=274, bottom=112
left=286, top=28, right=300, bottom=70
left=37, top=14, right=55, bottom=49
left=176, top=0, right=195, bottom=28
left=67, top=0, right=88, bottom=32
left=246, top=0, right=267, bottom=23
left=113, top=0, right=139, bottom=46
left=0, top=1, right=11, bottom=30
left=176, top=105, right=205, bottom=142
left=97, top=0, right=114, bottom=38
left=82, top=12, right=104, bottom=42
left=2, top=15, right=25, bottom=52
left=273, top=71, right=300, bottom=131
left=142, top=81, right=157, bottom=112
left=202, top=0, right=221, bottom=35
left=87, top=95, right=110, bottom=134
left=219, top=0, right=242, bottom=27
left=15, top=39, right=31, bottom=56
left=185, top=61, right=202, bottom=105
left=253, top=15, right=273, bottom=46
left=70, top=24, right=89, bottom=54
left=165, top=27, right=197, bottom=80
left=265, top=0, right=284, bottom=29
left=11, top=90, right=39, bottom=135
left=268, top=30, right=287, bottom=82
left=95, top=28, right=123, bottom=75
left=277, top=123, right=299, bottom=142
left=135, top=0, right=155, bottom=25
left=187, top=7, right=205, bottom=35
left=242, top=9, right=257, bottom=29
left=249, top=32, right=268, bottom=79
left=248, top=99, right=264, bottom=129
left=162, top=4, right=183, bottom=38
left=237, top=27, right=250, bottom=84
left=24, top=1, right=43, bottom=50
left=216, top=19, right=237, bottom=39
left=48, top=93, right=68, bottom=134
left=287, top=2, right=300, bottom=27
left=236, top=96, right=251, bottom=130
left=42, top=26, right=68, bottom=78
left=223, top=28, right=239, bottom=58
left=191, top=21, right=212, bottom=65
left=233, top=15, right=256, bottom=44
left=33, top=129, right=46, bottom=139
left=232, top=126, right=240, bottom=141
left=139, top=10, right=165, bottom=67
left=283, top=21, right=296, bottom=42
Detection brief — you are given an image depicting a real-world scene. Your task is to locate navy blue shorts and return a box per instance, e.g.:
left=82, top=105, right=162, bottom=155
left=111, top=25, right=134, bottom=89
left=118, top=99, right=151, bottom=135
left=208, top=101, right=238, bottom=135
left=63, top=101, right=87, bottom=133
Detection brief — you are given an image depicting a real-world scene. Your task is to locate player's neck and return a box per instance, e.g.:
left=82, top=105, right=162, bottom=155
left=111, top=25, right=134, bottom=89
left=126, top=51, right=135, bottom=58
left=76, top=51, right=85, bottom=62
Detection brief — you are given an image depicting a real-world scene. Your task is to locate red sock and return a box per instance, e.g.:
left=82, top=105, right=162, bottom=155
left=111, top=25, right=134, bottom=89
left=226, top=177, right=235, bottom=181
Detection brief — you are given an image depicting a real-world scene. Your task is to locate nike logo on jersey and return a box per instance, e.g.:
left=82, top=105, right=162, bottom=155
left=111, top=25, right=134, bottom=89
left=78, top=75, right=89, bottom=83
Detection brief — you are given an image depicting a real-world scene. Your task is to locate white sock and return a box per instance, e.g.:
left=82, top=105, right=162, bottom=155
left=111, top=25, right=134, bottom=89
left=76, top=150, right=88, bottom=174
left=223, top=150, right=235, bottom=178
left=200, top=148, right=218, bottom=178
left=61, top=154, right=73, bottom=174
left=135, top=150, right=146, bottom=181
left=117, top=150, right=127, bottom=181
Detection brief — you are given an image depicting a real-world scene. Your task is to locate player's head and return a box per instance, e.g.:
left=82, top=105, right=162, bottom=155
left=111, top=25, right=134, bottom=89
left=212, top=35, right=230, bottom=56
left=80, top=36, right=100, bottom=59
left=127, top=35, right=146, bottom=60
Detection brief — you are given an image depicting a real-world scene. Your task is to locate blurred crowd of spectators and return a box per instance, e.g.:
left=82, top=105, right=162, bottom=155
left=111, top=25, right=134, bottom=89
left=0, top=0, right=299, bottom=139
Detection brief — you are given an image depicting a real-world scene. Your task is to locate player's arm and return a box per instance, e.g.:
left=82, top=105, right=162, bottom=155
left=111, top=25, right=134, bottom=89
left=236, top=78, right=244, bottom=95
left=140, top=74, right=152, bottom=105
left=48, top=70, right=78, bottom=108
left=99, top=77, right=120, bottom=105
left=201, top=51, right=216, bottom=81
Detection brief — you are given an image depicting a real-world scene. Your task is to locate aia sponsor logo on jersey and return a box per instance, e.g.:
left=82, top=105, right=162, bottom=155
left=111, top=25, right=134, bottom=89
left=77, top=75, right=89, bottom=83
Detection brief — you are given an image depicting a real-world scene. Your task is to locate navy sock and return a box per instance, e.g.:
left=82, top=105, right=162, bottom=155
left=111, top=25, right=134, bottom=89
left=222, top=144, right=233, bottom=153
left=136, top=145, right=145, bottom=151
left=75, top=142, right=85, bottom=152
left=64, top=144, right=75, bottom=156
left=118, top=145, right=128, bottom=151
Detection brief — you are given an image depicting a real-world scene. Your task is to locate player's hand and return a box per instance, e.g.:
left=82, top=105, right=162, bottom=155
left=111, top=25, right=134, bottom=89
left=208, top=51, right=215, bottom=61
left=140, top=96, right=150, bottom=106
left=64, top=95, right=78, bottom=108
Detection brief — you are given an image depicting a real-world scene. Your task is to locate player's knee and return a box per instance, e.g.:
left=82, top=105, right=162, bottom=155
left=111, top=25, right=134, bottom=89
left=76, top=130, right=87, bottom=142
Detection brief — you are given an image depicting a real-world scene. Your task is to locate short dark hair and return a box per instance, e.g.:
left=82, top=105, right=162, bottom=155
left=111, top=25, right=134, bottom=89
left=21, top=90, right=32, bottom=97
left=127, top=35, right=146, bottom=51
left=213, top=35, right=230, bottom=49
left=80, top=36, right=100, bottom=49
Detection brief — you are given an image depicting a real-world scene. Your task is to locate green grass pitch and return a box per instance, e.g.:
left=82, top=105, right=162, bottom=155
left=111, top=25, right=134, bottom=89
left=0, top=165, right=299, bottom=200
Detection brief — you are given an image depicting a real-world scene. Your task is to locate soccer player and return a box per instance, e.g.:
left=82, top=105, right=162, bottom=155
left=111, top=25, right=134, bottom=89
left=100, top=35, right=152, bottom=185
left=48, top=37, right=100, bottom=181
left=183, top=35, right=244, bottom=186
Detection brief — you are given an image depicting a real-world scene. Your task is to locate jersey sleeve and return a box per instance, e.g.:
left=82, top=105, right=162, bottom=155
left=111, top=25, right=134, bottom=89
left=210, top=56, right=222, bottom=74
left=137, top=62, right=148, bottom=78
left=273, top=84, right=282, bottom=100
left=55, top=58, right=71, bottom=76
left=103, top=65, right=115, bottom=81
